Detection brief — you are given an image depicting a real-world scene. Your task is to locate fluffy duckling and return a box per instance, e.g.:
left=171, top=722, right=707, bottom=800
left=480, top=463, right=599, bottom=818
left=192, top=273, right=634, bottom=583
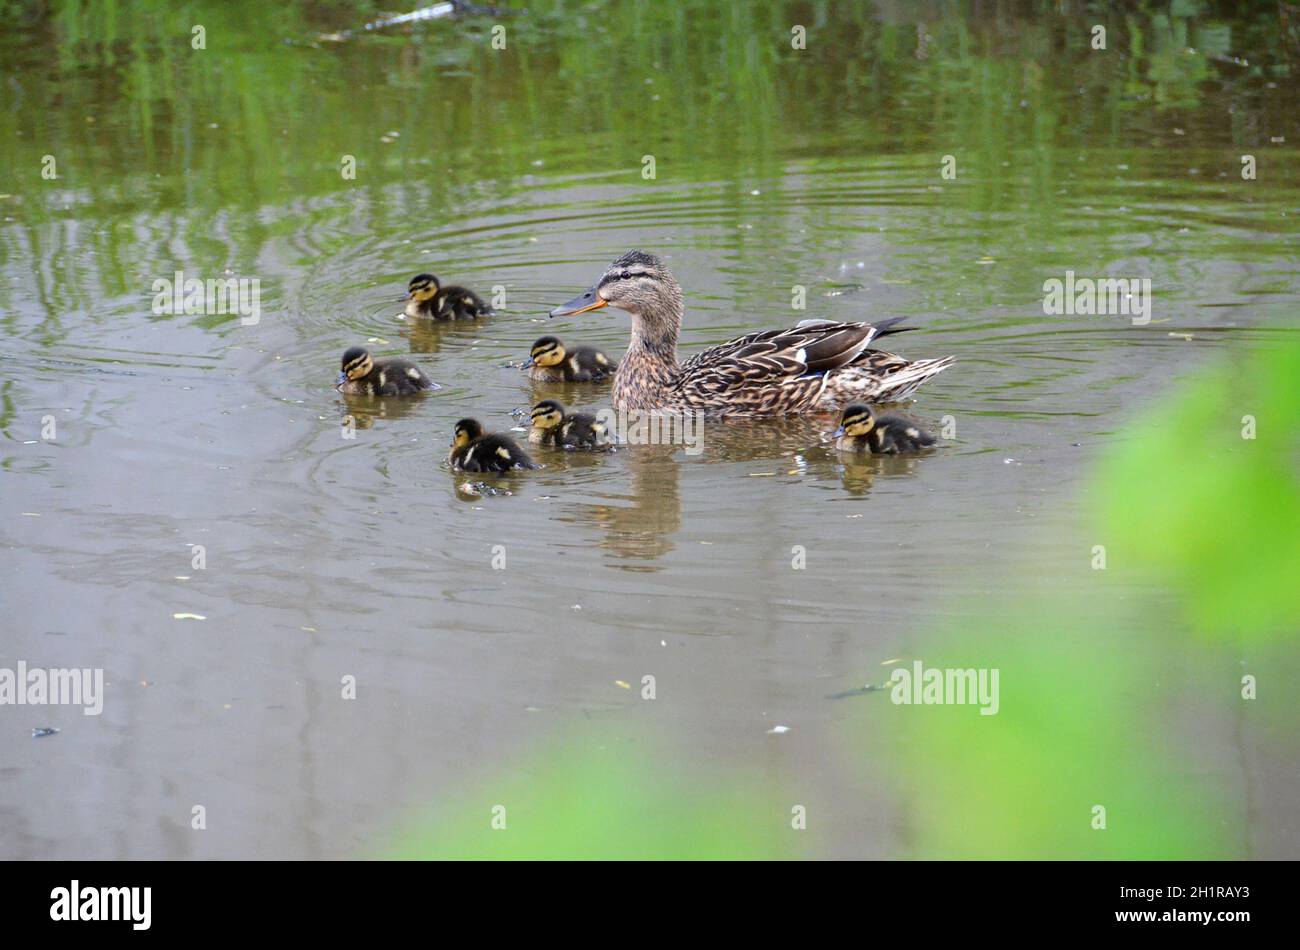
left=449, top=418, right=537, bottom=472
left=523, top=335, right=617, bottom=382
left=337, top=346, right=440, bottom=396
left=528, top=399, right=610, bottom=449
left=401, top=272, right=492, bottom=320
left=833, top=404, right=937, bottom=454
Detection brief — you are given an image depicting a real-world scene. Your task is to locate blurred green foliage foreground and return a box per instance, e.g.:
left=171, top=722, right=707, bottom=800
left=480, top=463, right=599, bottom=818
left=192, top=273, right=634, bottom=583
left=388, top=342, right=1297, bottom=859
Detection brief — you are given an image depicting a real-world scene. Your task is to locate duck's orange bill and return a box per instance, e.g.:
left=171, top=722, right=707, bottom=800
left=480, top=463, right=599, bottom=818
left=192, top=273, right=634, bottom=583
left=550, top=287, right=608, bottom=317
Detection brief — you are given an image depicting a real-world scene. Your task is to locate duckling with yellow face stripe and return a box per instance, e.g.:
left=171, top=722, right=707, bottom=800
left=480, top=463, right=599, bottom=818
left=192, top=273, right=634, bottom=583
left=336, top=346, right=440, bottom=396
left=833, top=404, right=937, bottom=454
left=401, top=272, right=493, bottom=321
left=449, top=418, right=537, bottom=473
left=523, top=336, right=617, bottom=382
left=528, top=399, right=610, bottom=450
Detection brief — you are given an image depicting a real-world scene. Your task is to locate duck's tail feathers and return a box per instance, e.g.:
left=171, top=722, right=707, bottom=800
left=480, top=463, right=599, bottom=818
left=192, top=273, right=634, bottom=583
left=867, top=316, right=918, bottom=342
left=872, top=355, right=955, bottom=402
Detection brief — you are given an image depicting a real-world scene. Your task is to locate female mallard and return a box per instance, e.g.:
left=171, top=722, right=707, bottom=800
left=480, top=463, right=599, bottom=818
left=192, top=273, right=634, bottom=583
left=448, top=418, right=536, bottom=472
left=833, top=403, right=937, bottom=454
left=401, top=272, right=492, bottom=320
left=337, top=346, right=440, bottom=396
left=549, top=250, right=953, bottom=416
left=523, top=336, right=617, bottom=382
left=528, top=399, right=610, bottom=449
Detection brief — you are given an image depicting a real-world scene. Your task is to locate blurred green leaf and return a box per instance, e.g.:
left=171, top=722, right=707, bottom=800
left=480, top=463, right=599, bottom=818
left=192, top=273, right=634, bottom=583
left=388, top=733, right=797, bottom=859
left=1099, top=342, right=1300, bottom=642
left=873, top=604, right=1236, bottom=859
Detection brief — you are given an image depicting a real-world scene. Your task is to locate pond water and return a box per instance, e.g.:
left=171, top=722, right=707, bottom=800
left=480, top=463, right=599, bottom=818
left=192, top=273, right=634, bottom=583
left=1, top=1, right=1297, bottom=858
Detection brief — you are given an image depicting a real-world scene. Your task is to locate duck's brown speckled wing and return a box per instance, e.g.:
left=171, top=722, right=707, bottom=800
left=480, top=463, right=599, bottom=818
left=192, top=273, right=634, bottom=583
left=674, top=319, right=915, bottom=413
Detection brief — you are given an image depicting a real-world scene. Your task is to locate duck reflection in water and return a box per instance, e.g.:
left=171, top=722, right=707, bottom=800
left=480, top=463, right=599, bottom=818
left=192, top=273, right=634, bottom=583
left=553, top=443, right=682, bottom=569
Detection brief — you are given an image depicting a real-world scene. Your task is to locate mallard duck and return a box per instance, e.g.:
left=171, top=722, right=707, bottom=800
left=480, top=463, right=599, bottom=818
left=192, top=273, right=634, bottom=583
left=528, top=399, right=610, bottom=449
left=448, top=418, right=536, bottom=472
left=833, top=404, right=937, bottom=454
left=336, top=346, right=440, bottom=395
left=549, top=250, right=953, bottom=416
left=401, top=272, right=492, bottom=320
left=523, top=336, right=618, bottom=382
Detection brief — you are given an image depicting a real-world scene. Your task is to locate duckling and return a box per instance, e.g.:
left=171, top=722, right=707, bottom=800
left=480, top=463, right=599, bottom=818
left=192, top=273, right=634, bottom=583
left=523, top=335, right=618, bottom=382
left=402, top=272, right=492, bottom=320
left=336, top=346, right=440, bottom=396
left=448, top=418, right=537, bottom=472
left=528, top=399, right=610, bottom=449
left=833, top=404, right=937, bottom=454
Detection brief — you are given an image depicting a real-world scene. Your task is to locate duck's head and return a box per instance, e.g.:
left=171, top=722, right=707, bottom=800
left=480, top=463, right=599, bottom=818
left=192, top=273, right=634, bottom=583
left=523, top=336, right=566, bottom=368
left=338, top=346, right=373, bottom=386
left=400, top=273, right=441, bottom=304
left=529, top=399, right=566, bottom=431
left=833, top=404, right=876, bottom=439
left=550, top=249, right=682, bottom=322
left=452, top=418, right=484, bottom=450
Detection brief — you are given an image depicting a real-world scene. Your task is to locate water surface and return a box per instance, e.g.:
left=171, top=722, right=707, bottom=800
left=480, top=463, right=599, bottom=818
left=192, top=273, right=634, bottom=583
left=1, top=0, right=1297, bottom=858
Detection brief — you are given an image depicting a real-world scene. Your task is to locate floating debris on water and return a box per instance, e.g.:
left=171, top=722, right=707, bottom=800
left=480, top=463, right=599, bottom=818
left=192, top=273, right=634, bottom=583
left=32, top=727, right=59, bottom=738
left=826, top=684, right=890, bottom=700
left=172, top=613, right=206, bottom=621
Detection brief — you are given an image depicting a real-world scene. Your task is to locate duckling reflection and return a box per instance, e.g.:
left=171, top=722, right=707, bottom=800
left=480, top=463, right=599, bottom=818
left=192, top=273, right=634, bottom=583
left=837, top=454, right=877, bottom=495
left=336, top=394, right=429, bottom=431
left=399, top=316, right=489, bottom=357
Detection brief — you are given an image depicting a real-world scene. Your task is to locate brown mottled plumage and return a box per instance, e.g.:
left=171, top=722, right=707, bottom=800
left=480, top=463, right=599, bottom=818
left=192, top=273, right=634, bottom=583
left=549, top=250, right=953, bottom=416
